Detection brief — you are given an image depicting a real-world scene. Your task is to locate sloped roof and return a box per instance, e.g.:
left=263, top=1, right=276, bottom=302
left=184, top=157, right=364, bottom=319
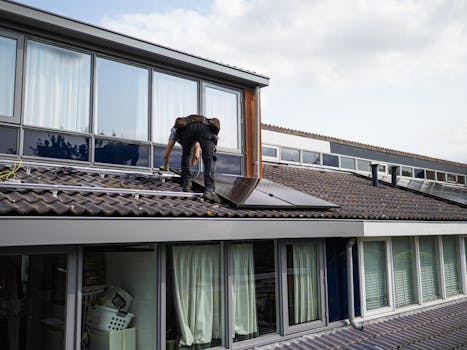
left=259, top=300, right=467, bottom=350
left=0, top=162, right=466, bottom=220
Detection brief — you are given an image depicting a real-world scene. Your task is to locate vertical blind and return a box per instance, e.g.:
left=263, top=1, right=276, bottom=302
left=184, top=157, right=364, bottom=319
left=0, top=36, right=16, bottom=117
left=392, top=237, right=417, bottom=308
left=364, top=241, right=388, bottom=310
left=24, top=40, right=91, bottom=133
left=442, top=236, right=460, bottom=297
left=419, top=237, right=440, bottom=302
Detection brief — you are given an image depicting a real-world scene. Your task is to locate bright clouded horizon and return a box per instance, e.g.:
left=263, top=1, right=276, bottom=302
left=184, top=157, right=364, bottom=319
left=15, top=0, right=467, bottom=163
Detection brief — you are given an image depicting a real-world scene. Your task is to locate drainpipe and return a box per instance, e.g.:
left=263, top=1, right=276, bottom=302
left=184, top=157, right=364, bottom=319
left=346, top=238, right=363, bottom=330
left=254, top=87, right=261, bottom=178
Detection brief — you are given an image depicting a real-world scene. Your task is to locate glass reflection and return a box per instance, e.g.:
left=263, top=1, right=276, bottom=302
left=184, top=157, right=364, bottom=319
left=0, top=36, right=16, bottom=117
left=280, top=148, right=300, bottom=162
left=153, top=146, right=199, bottom=171
left=414, top=168, right=425, bottom=179
left=340, top=157, right=356, bottom=170
left=323, top=154, right=339, bottom=168
left=23, top=129, right=89, bottom=161
left=95, top=139, right=149, bottom=167
left=262, top=147, right=277, bottom=158
left=357, top=159, right=371, bottom=172
left=0, top=254, right=67, bottom=350
left=0, top=126, right=18, bottom=154
left=302, top=151, right=320, bottom=165
left=216, top=153, right=242, bottom=175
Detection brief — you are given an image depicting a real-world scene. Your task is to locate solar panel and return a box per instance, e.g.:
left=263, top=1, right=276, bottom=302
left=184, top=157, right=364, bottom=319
left=380, top=175, right=467, bottom=206
left=193, top=173, right=339, bottom=209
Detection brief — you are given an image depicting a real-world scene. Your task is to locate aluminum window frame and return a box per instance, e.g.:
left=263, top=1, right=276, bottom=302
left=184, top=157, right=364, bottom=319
left=0, top=29, right=23, bottom=124
left=0, top=122, right=21, bottom=157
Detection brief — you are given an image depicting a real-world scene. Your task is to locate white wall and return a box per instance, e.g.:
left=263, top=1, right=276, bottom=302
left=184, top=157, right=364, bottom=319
left=262, top=129, right=331, bottom=153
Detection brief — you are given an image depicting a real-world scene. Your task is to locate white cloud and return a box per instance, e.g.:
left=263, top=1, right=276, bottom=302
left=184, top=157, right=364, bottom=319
left=101, top=0, right=467, bottom=163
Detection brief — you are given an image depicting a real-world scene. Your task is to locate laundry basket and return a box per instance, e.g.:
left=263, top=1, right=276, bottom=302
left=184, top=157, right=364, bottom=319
left=87, top=305, right=134, bottom=331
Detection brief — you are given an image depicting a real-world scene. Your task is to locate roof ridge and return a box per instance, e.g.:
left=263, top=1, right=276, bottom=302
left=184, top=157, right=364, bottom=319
left=261, top=123, right=467, bottom=168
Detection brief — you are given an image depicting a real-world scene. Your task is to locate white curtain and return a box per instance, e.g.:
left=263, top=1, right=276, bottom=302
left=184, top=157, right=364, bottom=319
left=292, top=243, right=320, bottom=324
left=232, top=243, right=257, bottom=337
left=152, top=72, right=198, bottom=144
left=205, top=87, right=239, bottom=150
left=0, top=36, right=16, bottom=117
left=172, top=245, right=222, bottom=347
left=24, top=40, right=90, bottom=132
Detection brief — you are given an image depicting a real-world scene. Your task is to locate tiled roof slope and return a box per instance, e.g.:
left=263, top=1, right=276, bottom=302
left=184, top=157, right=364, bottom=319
left=262, top=123, right=467, bottom=169
left=0, top=163, right=466, bottom=220
left=259, top=300, right=467, bottom=350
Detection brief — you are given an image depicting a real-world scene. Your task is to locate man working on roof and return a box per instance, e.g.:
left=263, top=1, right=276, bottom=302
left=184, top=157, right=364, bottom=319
left=171, top=114, right=221, bottom=203
left=161, top=128, right=200, bottom=171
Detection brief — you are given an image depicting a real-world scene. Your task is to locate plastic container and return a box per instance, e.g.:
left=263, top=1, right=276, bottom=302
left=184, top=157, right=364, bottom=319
left=87, top=305, right=134, bottom=331
left=101, top=287, right=133, bottom=312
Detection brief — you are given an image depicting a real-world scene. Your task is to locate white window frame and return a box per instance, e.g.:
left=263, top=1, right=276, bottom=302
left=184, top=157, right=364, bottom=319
left=262, top=144, right=279, bottom=161
left=279, top=147, right=301, bottom=164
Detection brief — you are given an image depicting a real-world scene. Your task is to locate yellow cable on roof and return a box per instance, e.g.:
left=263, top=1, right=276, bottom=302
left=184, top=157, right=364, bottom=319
left=0, top=161, right=22, bottom=182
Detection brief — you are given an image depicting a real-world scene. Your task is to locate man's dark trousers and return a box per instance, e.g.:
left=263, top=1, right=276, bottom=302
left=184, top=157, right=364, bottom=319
left=178, top=121, right=217, bottom=191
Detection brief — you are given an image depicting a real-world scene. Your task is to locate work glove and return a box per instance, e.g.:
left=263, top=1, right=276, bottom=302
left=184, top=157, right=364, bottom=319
left=159, top=165, right=169, bottom=171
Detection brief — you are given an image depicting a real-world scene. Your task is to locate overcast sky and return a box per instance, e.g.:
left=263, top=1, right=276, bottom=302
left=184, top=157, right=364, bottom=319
left=14, top=0, right=467, bottom=163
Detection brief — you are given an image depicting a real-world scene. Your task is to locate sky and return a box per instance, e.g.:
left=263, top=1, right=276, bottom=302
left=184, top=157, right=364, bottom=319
left=13, top=0, right=467, bottom=163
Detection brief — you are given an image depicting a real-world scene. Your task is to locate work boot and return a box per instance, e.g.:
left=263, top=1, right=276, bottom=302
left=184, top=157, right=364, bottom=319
left=203, top=190, right=221, bottom=204
left=182, top=180, right=193, bottom=192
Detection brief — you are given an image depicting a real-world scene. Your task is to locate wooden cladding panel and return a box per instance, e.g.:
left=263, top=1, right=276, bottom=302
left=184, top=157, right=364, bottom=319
left=243, top=88, right=262, bottom=177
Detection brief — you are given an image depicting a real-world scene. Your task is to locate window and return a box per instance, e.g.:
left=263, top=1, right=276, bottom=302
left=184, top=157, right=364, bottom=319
left=392, top=237, right=417, bottom=308
left=426, top=170, right=436, bottom=180
left=378, top=165, right=386, bottom=173
left=340, top=156, right=356, bottom=170
left=153, top=71, right=198, bottom=144
left=442, top=236, right=461, bottom=297
left=232, top=241, right=277, bottom=342
left=447, top=173, right=457, bottom=183
left=23, top=129, right=89, bottom=161
left=419, top=237, right=440, bottom=302
left=323, top=154, right=339, bottom=167
left=205, top=86, right=240, bottom=150
left=437, top=172, right=446, bottom=182
left=94, top=139, right=149, bottom=167
left=0, top=125, right=18, bottom=154
left=95, top=57, right=148, bottom=140
left=167, top=243, right=224, bottom=349
left=153, top=145, right=199, bottom=172
left=280, top=147, right=300, bottom=162
left=357, top=159, right=371, bottom=172
left=401, top=166, right=413, bottom=177
left=363, top=241, right=388, bottom=310
left=262, top=146, right=277, bottom=158
left=286, top=242, right=321, bottom=326
left=414, top=168, right=425, bottom=179
left=24, top=40, right=91, bottom=132
left=0, top=35, right=16, bottom=118
left=302, top=150, right=320, bottom=165
left=82, top=245, right=156, bottom=350
left=457, top=175, right=465, bottom=185
left=388, top=165, right=401, bottom=176
left=216, top=153, right=242, bottom=175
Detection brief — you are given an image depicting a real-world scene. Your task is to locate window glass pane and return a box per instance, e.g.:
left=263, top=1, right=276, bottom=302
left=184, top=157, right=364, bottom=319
left=153, top=145, right=199, bottom=172
left=82, top=245, right=155, bottom=350
left=426, top=170, right=436, bottom=180
left=0, top=254, right=67, bottom=350
left=302, top=150, right=320, bottom=165
left=323, top=154, right=339, bottom=167
left=437, top=172, right=446, bottom=182
left=364, top=241, right=388, bottom=310
left=96, top=58, right=148, bottom=140
left=414, top=168, right=424, bottom=179
left=262, top=146, right=277, bottom=158
left=392, top=237, right=417, bottom=308
left=280, top=148, right=300, bottom=162
left=232, top=241, right=276, bottom=342
left=419, top=236, right=440, bottom=302
left=153, top=71, right=198, bottom=144
left=0, top=125, right=18, bottom=154
left=357, top=159, right=371, bottom=172
left=95, top=139, right=149, bottom=167
left=0, top=36, right=16, bottom=117
left=457, top=175, right=465, bottom=185
left=23, top=129, right=89, bottom=161
left=286, top=242, right=321, bottom=325
left=340, top=157, right=356, bottom=170
left=24, top=40, right=90, bottom=132
left=401, top=166, right=413, bottom=177
left=205, top=86, right=239, bottom=150
left=442, top=236, right=461, bottom=297
left=447, top=173, right=457, bottom=183
left=378, top=165, right=386, bottom=173
left=389, top=165, right=401, bottom=176
left=216, top=153, right=242, bottom=175
left=167, top=243, right=224, bottom=348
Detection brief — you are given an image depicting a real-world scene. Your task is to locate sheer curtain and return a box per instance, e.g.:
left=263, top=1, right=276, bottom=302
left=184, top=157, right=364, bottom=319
left=24, top=40, right=90, bottom=132
left=0, top=36, right=16, bottom=117
left=292, top=243, right=320, bottom=324
left=152, top=72, right=198, bottom=144
left=232, top=243, right=257, bottom=338
left=205, top=87, right=239, bottom=150
left=172, top=245, right=222, bottom=347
